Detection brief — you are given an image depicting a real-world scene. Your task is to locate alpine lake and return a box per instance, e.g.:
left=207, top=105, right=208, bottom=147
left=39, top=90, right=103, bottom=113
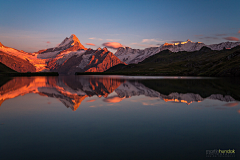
left=0, top=75, right=239, bottom=160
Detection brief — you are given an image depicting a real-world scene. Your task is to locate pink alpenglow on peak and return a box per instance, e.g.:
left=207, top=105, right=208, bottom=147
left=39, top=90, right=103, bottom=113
left=114, top=39, right=240, bottom=64
left=0, top=34, right=125, bottom=74
left=162, top=39, right=200, bottom=46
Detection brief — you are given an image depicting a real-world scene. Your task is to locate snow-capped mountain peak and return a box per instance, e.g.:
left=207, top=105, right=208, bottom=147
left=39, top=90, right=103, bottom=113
left=57, top=34, right=86, bottom=50
left=115, top=39, right=240, bottom=64
left=207, top=41, right=240, bottom=50
left=103, top=47, right=108, bottom=52
left=0, top=34, right=125, bottom=74
left=114, top=39, right=205, bottom=64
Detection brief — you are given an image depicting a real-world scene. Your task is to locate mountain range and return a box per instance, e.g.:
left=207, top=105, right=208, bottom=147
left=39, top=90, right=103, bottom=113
left=0, top=34, right=125, bottom=74
left=0, top=76, right=238, bottom=111
left=115, top=39, right=240, bottom=64
left=0, top=34, right=240, bottom=74
left=106, top=45, right=240, bottom=76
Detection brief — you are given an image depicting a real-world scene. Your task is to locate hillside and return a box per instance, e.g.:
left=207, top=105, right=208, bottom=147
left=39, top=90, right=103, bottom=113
left=105, top=46, right=240, bottom=77
left=0, top=62, right=17, bottom=73
left=114, top=40, right=240, bottom=64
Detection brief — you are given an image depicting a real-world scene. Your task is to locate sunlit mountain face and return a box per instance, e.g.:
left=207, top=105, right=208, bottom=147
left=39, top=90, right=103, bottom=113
left=1, top=35, right=240, bottom=74
left=0, top=34, right=125, bottom=74
left=0, top=76, right=239, bottom=111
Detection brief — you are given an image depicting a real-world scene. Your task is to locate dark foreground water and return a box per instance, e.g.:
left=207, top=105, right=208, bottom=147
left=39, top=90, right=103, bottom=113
left=0, top=75, right=239, bottom=160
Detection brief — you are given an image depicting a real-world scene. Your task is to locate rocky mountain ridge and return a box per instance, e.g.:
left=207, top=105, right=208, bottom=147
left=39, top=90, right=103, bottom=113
left=1, top=35, right=239, bottom=73
left=0, top=34, right=125, bottom=74
left=115, top=39, right=240, bottom=64
left=0, top=77, right=237, bottom=111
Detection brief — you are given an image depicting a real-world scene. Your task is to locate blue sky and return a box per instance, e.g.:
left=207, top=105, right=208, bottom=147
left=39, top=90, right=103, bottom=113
left=0, top=0, right=240, bottom=52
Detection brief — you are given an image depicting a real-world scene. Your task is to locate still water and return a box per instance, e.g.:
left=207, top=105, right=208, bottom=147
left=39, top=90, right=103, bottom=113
left=0, top=75, right=239, bottom=160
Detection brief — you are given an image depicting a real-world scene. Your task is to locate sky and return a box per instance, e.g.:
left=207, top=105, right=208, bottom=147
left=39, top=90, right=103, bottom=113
left=0, top=0, right=240, bottom=53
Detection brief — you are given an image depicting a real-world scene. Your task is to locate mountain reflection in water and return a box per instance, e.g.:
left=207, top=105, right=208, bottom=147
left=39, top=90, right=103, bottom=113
left=0, top=76, right=239, bottom=111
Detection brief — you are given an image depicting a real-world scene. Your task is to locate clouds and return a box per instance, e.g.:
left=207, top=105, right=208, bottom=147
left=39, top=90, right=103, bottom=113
left=86, top=99, right=96, bottom=102
left=46, top=41, right=51, bottom=44
left=88, top=37, right=124, bottom=49
left=103, top=96, right=125, bottom=103
left=102, top=42, right=124, bottom=49
left=129, top=38, right=163, bottom=48
left=195, top=32, right=240, bottom=42
left=224, top=37, right=239, bottom=41
left=131, top=43, right=159, bottom=48
left=223, top=102, right=239, bottom=107
left=199, top=36, right=219, bottom=40
left=215, top=34, right=227, bottom=36
left=89, top=37, right=103, bottom=41
left=106, top=39, right=121, bottom=42
left=85, top=43, right=96, bottom=46
left=88, top=37, right=163, bottom=50
left=141, top=39, right=162, bottom=43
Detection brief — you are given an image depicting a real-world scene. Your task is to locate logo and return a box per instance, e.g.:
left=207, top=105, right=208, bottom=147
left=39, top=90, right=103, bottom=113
left=206, top=149, right=235, bottom=157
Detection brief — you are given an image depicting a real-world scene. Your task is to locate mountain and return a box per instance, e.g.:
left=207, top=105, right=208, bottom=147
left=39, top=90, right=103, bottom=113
left=1, top=76, right=238, bottom=110
left=115, top=47, right=161, bottom=64
left=47, top=47, right=125, bottom=74
left=0, top=34, right=125, bottom=74
left=115, top=81, right=161, bottom=98
left=1, top=35, right=240, bottom=74
left=106, top=45, right=240, bottom=76
left=115, top=39, right=240, bottom=64
left=0, top=42, right=36, bottom=72
left=0, top=62, right=17, bottom=73
left=0, top=76, right=124, bottom=111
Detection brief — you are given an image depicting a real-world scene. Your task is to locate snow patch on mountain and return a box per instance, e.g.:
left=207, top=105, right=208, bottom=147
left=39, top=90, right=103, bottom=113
left=207, top=41, right=240, bottom=50
left=115, top=47, right=161, bottom=64
left=37, top=51, right=60, bottom=59
left=115, top=39, right=240, bottom=64
left=55, top=50, right=86, bottom=65
left=115, top=81, right=161, bottom=98
left=58, top=35, right=75, bottom=47
left=207, top=94, right=235, bottom=102
left=78, top=53, right=93, bottom=69
left=160, top=39, right=205, bottom=52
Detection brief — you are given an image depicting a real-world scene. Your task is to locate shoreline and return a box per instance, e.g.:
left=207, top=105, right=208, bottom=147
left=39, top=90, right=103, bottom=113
left=75, top=72, right=240, bottom=77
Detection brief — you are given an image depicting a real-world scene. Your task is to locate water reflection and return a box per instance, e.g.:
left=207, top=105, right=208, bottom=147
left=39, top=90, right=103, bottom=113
left=0, top=76, right=239, bottom=111
left=1, top=76, right=240, bottom=160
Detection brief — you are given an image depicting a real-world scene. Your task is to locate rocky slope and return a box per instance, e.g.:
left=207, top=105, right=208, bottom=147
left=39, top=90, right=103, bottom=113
left=0, top=42, right=36, bottom=72
left=48, top=47, right=125, bottom=74
left=0, top=76, right=124, bottom=111
left=0, top=62, right=17, bottom=73
left=115, top=47, right=161, bottom=64
left=107, top=45, right=240, bottom=77
left=0, top=34, right=125, bottom=74
left=115, top=39, right=240, bottom=64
